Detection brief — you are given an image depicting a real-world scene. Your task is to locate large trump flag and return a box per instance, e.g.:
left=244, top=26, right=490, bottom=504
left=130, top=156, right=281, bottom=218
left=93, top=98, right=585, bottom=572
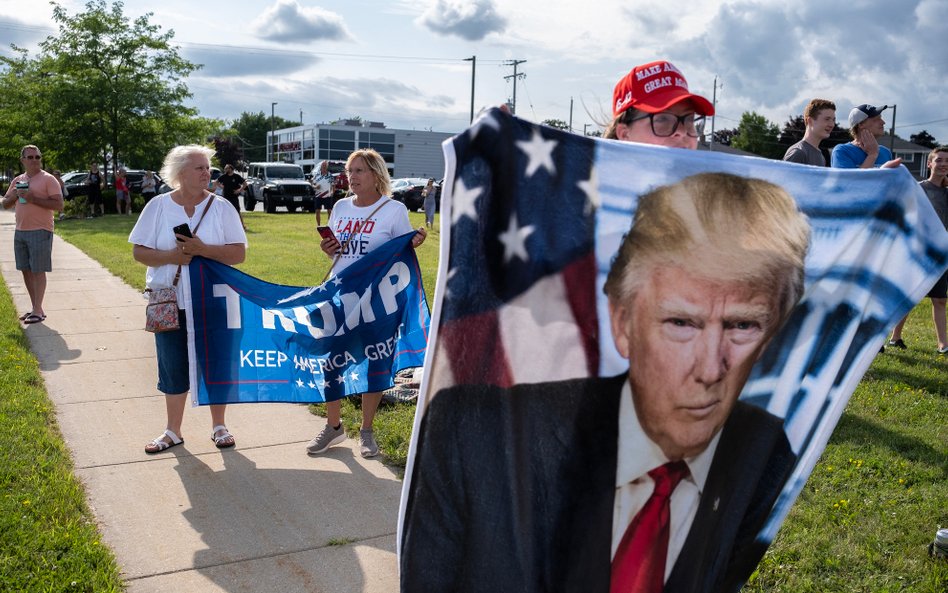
left=183, top=231, right=430, bottom=406
left=398, top=109, right=948, bottom=592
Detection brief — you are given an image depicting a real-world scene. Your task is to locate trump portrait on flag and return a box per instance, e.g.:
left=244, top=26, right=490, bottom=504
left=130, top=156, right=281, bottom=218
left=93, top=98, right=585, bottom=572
left=397, top=108, right=948, bottom=593
left=401, top=172, right=809, bottom=593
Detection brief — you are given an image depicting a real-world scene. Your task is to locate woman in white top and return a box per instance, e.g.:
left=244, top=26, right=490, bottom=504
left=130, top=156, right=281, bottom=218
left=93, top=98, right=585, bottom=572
left=306, top=148, right=427, bottom=458
left=129, top=145, right=247, bottom=453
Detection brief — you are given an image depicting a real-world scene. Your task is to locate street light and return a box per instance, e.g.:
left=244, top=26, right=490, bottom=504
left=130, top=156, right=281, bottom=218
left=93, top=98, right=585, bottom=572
left=270, top=102, right=278, bottom=161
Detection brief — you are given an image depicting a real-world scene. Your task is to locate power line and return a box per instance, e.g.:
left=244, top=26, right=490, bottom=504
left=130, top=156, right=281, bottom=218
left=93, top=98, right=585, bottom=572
left=896, top=117, right=948, bottom=129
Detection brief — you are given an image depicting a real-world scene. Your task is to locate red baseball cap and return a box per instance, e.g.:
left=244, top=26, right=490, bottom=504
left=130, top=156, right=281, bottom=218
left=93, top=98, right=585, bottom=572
left=612, top=60, right=714, bottom=117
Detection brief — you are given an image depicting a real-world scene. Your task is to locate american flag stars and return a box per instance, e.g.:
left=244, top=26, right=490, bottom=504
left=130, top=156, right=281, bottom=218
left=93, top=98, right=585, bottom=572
left=498, top=213, right=535, bottom=264
left=516, top=128, right=558, bottom=178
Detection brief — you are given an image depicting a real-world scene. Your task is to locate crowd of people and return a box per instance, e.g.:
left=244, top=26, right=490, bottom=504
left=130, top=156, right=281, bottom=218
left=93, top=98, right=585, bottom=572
left=780, top=97, right=947, bottom=354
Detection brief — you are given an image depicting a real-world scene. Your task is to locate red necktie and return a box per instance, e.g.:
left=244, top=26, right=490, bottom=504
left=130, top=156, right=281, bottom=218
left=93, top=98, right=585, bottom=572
left=610, top=460, right=690, bottom=593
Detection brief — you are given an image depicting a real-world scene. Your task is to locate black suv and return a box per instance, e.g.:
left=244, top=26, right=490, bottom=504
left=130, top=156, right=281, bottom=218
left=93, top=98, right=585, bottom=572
left=244, top=162, right=316, bottom=213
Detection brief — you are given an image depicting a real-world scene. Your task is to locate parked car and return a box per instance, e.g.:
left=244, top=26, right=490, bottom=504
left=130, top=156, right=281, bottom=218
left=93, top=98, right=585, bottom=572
left=61, top=171, right=89, bottom=199
left=244, top=162, right=315, bottom=213
left=391, top=177, right=431, bottom=211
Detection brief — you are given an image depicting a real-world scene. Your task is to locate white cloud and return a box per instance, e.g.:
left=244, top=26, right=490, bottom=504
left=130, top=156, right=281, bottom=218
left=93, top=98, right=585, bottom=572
left=0, top=16, right=52, bottom=58
left=183, top=45, right=315, bottom=77
left=417, top=0, right=507, bottom=41
left=250, top=0, right=353, bottom=44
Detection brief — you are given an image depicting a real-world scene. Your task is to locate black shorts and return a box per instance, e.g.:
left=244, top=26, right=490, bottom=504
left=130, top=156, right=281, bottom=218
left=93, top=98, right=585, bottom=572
left=316, top=195, right=334, bottom=210
left=87, top=190, right=103, bottom=206
left=928, top=271, right=948, bottom=299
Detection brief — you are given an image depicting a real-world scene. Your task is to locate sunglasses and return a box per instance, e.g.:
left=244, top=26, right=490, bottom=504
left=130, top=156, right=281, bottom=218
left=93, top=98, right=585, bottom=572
left=23, top=155, right=42, bottom=160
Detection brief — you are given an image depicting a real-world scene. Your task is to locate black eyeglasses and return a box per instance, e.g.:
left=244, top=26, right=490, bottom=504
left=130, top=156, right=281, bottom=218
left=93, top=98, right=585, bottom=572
left=629, top=112, right=706, bottom=138
left=23, top=155, right=42, bottom=160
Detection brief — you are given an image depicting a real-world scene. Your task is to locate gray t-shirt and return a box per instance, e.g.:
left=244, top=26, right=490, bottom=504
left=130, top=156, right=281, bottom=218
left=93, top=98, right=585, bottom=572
left=783, top=140, right=825, bottom=166
left=919, top=180, right=948, bottom=230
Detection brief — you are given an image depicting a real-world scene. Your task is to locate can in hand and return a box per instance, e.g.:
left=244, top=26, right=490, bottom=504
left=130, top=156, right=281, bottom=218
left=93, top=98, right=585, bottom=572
left=15, top=181, right=29, bottom=203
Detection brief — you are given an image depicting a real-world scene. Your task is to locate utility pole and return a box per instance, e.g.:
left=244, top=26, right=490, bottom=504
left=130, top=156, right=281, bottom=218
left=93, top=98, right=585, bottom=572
left=270, top=102, right=277, bottom=161
left=504, top=59, right=527, bottom=115
left=709, top=76, right=718, bottom=152
left=888, top=104, right=897, bottom=154
left=464, top=56, right=476, bottom=123
left=569, top=97, right=573, bottom=132
left=300, top=109, right=303, bottom=125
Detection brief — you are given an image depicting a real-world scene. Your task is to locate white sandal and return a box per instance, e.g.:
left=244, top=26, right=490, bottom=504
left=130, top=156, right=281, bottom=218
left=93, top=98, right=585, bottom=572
left=145, top=429, right=183, bottom=454
left=211, top=425, right=235, bottom=449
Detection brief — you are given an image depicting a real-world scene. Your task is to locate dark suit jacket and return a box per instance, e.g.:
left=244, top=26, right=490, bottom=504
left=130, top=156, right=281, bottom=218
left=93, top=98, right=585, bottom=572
left=400, top=375, right=797, bottom=593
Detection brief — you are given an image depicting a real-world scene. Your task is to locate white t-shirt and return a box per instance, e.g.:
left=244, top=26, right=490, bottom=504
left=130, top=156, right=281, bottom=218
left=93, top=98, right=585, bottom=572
left=128, top=192, right=247, bottom=308
left=328, top=196, right=412, bottom=274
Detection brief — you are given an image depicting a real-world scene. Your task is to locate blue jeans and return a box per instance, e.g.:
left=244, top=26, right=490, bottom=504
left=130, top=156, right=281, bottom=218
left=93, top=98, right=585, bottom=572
left=155, top=309, right=189, bottom=394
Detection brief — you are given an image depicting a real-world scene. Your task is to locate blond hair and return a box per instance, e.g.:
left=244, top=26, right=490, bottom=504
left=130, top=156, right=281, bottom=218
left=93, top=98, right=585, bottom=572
left=604, top=172, right=811, bottom=323
left=346, top=149, right=391, bottom=196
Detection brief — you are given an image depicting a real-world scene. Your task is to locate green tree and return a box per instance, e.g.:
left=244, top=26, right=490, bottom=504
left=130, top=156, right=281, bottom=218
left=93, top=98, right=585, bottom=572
left=227, top=111, right=300, bottom=163
left=731, top=111, right=782, bottom=158
left=910, top=130, right=938, bottom=149
left=541, top=119, right=570, bottom=131
left=28, top=0, right=201, bottom=173
left=0, top=49, right=47, bottom=174
left=777, top=115, right=805, bottom=152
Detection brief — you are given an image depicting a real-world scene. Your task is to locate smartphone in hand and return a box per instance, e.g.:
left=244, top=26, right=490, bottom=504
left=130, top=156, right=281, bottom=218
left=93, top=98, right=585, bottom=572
left=317, top=226, right=337, bottom=242
left=173, top=223, right=193, bottom=242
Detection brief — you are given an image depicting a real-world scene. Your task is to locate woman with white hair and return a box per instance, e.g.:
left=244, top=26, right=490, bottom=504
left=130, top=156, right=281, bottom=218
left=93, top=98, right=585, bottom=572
left=129, top=144, right=247, bottom=453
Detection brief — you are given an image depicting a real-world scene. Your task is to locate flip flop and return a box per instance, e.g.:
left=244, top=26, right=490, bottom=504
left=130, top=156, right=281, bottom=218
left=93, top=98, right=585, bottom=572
left=145, top=429, right=184, bottom=454
left=212, top=425, right=236, bottom=449
left=18, top=311, right=33, bottom=321
left=23, top=313, right=45, bottom=324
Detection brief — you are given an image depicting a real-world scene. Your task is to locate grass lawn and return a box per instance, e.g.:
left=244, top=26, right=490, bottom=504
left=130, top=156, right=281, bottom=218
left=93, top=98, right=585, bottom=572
left=0, top=275, right=124, bottom=592
left=19, top=210, right=947, bottom=590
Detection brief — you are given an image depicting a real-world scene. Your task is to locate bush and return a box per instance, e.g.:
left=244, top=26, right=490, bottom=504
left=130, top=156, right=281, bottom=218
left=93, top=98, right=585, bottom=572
left=62, top=195, right=88, bottom=219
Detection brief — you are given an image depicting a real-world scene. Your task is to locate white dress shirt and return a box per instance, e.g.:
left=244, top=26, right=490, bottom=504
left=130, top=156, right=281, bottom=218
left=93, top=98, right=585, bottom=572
left=612, top=381, right=722, bottom=581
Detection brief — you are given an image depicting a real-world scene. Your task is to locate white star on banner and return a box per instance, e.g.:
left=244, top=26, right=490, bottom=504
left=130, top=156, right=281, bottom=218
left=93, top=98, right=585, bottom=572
left=332, top=276, right=343, bottom=287
left=516, top=128, right=557, bottom=177
left=577, top=168, right=599, bottom=215
left=498, top=213, right=535, bottom=264
left=469, top=110, right=500, bottom=141
left=307, top=381, right=316, bottom=389
left=451, top=177, right=481, bottom=225
left=335, top=375, right=346, bottom=385
left=349, top=371, right=360, bottom=381
left=443, top=267, right=457, bottom=300
left=296, top=378, right=305, bottom=387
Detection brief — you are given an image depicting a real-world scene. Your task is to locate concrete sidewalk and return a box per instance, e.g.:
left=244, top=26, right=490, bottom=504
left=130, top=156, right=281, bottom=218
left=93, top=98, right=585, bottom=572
left=0, top=209, right=400, bottom=593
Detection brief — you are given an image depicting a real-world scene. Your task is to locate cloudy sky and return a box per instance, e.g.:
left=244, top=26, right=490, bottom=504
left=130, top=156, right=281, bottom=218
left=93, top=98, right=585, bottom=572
left=2, top=0, right=946, bottom=142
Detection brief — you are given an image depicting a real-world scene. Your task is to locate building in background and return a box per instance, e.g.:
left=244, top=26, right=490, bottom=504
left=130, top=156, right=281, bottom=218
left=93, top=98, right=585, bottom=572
left=267, top=119, right=455, bottom=179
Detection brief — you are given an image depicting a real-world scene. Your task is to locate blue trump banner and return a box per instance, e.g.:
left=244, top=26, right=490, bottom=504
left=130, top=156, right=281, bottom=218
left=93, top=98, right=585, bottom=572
left=398, top=109, right=948, bottom=592
left=184, top=232, right=430, bottom=405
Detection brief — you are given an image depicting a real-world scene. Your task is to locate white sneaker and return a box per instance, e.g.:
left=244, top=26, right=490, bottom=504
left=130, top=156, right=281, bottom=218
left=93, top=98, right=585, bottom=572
left=306, top=423, right=346, bottom=454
